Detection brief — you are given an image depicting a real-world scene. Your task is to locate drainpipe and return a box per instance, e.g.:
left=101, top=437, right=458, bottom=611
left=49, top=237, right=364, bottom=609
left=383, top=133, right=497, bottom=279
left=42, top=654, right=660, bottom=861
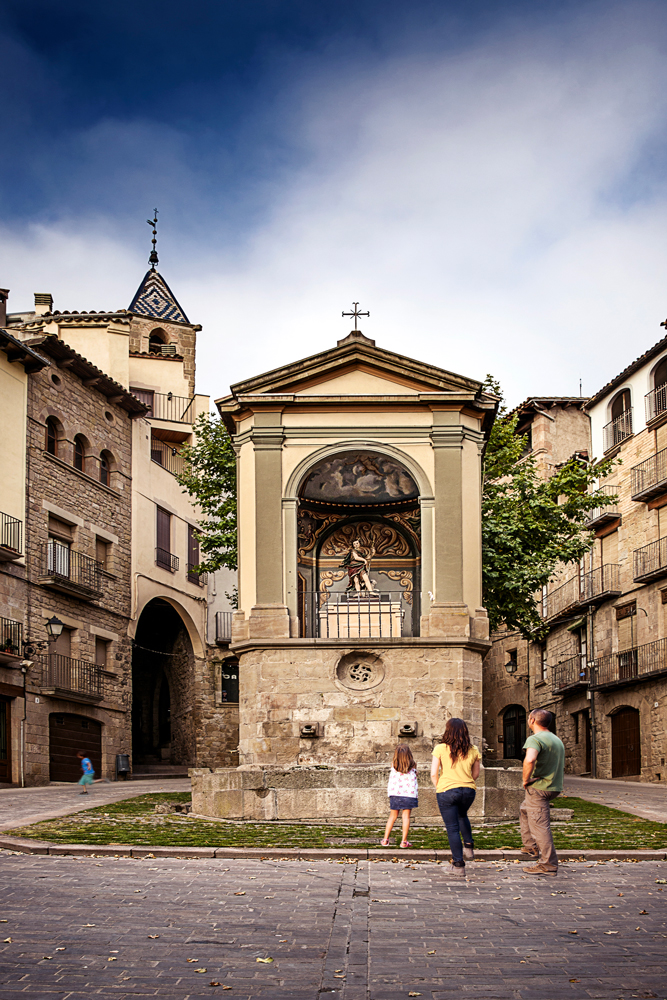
left=588, top=605, right=597, bottom=778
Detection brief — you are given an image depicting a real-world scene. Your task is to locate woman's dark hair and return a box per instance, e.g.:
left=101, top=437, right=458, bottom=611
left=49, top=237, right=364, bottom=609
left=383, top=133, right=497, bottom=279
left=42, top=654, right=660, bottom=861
left=441, top=718, right=472, bottom=764
left=393, top=744, right=416, bottom=774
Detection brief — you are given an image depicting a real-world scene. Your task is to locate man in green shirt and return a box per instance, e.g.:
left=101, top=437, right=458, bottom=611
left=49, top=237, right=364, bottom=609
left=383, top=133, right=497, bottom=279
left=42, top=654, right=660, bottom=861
left=520, top=708, right=565, bottom=876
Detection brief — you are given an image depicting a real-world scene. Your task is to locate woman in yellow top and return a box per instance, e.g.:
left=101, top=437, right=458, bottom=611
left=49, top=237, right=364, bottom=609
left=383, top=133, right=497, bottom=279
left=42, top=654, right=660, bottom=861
left=431, top=718, right=481, bottom=877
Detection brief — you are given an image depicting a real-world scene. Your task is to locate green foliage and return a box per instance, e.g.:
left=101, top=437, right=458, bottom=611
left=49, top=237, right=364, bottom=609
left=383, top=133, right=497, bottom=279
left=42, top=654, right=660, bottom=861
left=175, top=413, right=237, bottom=574
left=482, top=377, right=617, bottom=640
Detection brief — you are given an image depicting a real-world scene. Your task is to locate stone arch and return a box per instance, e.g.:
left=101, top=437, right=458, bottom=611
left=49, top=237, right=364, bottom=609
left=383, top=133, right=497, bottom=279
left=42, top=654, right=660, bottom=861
left=285, top=441, right=433, bottom=501
left=148, top=328, right=168, bottom=353
left=73, top=433, right=90, bottom=472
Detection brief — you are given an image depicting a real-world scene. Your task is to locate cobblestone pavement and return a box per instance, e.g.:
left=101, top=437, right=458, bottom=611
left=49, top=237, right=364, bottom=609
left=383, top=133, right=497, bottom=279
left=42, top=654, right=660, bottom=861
left=0, top=852, right=666, bottom=999
left=563, top=776, right=667, bottom=824
left=0, top=780, right=192, bottom=832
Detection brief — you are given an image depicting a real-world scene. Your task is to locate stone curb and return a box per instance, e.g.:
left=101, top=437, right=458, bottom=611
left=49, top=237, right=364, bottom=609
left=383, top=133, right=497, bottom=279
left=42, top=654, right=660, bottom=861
left=0, top=836, right=665, bottom=862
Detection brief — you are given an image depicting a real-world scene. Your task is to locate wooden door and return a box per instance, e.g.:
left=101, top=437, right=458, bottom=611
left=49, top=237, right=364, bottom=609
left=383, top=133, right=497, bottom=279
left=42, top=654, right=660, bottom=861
left=49, top=713, right=101, bottom=782
left=0, top=698, right=11, bottom=783
left=503, top=704, right=526, bottom=760
left=585, top=711, right=592, bottom=773
left=611, top=707, right=641, bottom=778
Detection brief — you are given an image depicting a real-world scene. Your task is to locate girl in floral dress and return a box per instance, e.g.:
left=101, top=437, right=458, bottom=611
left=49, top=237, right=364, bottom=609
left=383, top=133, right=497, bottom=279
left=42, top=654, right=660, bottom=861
left=381, top=744, right=418, bottom=848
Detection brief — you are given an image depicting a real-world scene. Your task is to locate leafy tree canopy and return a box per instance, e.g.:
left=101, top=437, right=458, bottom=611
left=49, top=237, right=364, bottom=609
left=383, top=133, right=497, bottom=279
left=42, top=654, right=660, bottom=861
left=482, top=376, right=617, bottom=640
left=175, top=413, right=237, bottom=575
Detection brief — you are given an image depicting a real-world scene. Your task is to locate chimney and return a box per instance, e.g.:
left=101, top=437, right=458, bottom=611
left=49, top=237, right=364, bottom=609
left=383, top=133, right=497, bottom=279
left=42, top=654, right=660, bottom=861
left=34, top=292, right=53, bottom=316
left=0, top=289, right=8, bottom=328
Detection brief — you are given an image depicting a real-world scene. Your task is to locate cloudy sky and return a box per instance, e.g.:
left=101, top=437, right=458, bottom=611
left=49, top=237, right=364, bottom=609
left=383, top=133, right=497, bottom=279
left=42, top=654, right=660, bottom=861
left=3, top=0, right=667, bottom=406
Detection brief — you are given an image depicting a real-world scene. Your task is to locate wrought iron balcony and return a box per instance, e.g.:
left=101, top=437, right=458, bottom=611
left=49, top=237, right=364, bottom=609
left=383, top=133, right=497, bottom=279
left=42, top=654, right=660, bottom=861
left=299, top=590, right=415, bottom=638
left=591, top=637, right=667, bottom=689
left=151, top=439, right=186, bottom=478
left=41, top=652, right=104, bottom=702
left=645, top=384, right=667, bottom=424
left=215, top=611, right=233, bottom=643
left=0, top=616, right=23, bottom=661
left=187, top=562, right=207, bottom=586
left=0, top=511, right=23, bottom=561
left=156, top=547, right=179, bottom=572
left=631, top=447, right=667, bottom=502
left=633, top=536, right=667, bottom=582
left=603, top=408, right=633, bottom=452
left=585, top=485, right=620, bottom=528
left=145, top=392, right=195, bottom=423
left=552, top=654, right=589, bottom=694
left=541, top=564, right=621, bottom=621
left=39, top=542, right=102, bottom=600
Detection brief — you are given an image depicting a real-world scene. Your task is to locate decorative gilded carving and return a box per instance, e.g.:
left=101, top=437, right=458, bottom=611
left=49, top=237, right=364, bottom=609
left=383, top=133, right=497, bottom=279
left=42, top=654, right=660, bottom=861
left=318, top=570, right=346, bottom=601
left=385, top=569, right=414, bottom=605
left=297, top=511, right=344, bottom=559
left=320, top=522, right=411, bottom=558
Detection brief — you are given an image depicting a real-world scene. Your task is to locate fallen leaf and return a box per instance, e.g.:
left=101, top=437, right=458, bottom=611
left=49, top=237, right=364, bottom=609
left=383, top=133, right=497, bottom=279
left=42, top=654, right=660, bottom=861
left=3, top=938, right=11, bottom=944
left=43, top=956, right=52, bottom=960
left=134, top=889, right=142, bottom=893
left=279, top=939, right=287, bottom=942
left=636, top=927, right=641, bottom=931
left=604, top=931, right=618, bottom=935
left=256, top=957, right=273, bottom=963
left=209, top=983, right=220, bottom=988
left=618, top=893, right=624, bottom=896
left=148, top=934, right=160, bottom=939
left=195, top=969, right=207, bottom=973
left=409, top=993, right=422, bottom=997
left=513, top=896, right=521, bottom=900
left=334, top=974, right=345, bottom=979
left=520, top=960, right=526, bottom=964
left=248, top=876, right=257, bottom=880
left=222, top=987, right=232, bottom=991
left=263, top=896, right=274, bottom=899
left=656, top=879, right=667, bottom=884
left=427, top=950, right=436, bottom=955
left=108, top=957, right=117, bottom=961
left=569, top=979, right=580, bottom=983
left=0, top=920, right=7, bottom=923
left=82, top=924, right=95, bottom=927
left=568, top=931, right=577, bottom=935
left=55, top=947, right=65, bottom=952
left=639, top=910, right=649, bottom=915
left=233, top=892, right=246, bottom=896
left=187, top=958, right=199, bottom=963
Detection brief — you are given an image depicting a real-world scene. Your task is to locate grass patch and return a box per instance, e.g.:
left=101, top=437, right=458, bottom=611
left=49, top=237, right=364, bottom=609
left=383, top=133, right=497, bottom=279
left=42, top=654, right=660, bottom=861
left=3, top=793, right=666, bottom=850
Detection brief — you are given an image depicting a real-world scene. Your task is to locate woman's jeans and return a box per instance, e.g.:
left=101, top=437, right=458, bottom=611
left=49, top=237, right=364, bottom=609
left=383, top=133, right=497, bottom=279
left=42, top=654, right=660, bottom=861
left=436, top=787, right=476, bottom=864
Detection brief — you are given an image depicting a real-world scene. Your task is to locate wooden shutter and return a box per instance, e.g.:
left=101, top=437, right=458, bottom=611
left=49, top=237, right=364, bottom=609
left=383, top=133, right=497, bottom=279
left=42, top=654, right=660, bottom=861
left=156, top=507, right=171, bottom=554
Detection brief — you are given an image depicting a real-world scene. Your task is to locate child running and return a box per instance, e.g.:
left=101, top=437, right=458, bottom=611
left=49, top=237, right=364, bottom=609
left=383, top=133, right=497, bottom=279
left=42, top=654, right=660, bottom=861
left=381, top=743, right=418, bottom=848
left=76, top=750, right=110, bottom=793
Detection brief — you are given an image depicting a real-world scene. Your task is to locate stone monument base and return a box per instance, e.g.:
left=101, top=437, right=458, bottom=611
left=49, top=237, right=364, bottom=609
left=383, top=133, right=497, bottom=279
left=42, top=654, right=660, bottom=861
left=190, top=763, right=524, bottom=824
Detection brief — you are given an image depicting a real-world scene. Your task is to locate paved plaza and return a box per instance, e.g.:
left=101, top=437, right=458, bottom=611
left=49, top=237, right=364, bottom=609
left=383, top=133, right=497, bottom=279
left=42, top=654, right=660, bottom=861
left=0, top=851, right=665, bottom=999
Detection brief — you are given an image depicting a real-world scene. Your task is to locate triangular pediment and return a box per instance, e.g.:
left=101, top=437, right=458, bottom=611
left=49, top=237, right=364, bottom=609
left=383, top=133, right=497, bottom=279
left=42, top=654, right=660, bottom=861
left=228, top=337, right=482, bottom=398
left=128, top=270, right=190, bottom=325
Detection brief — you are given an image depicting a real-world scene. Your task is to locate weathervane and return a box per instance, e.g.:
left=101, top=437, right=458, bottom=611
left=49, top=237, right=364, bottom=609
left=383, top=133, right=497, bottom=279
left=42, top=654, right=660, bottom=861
left=147, top=209, right=159, bottom=270
left=342, top=301, right=369, bottom=331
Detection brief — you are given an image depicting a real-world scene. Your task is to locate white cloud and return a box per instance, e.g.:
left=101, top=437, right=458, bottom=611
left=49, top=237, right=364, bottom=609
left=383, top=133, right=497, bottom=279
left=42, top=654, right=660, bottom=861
left=4, top=5, right=667, bottom=407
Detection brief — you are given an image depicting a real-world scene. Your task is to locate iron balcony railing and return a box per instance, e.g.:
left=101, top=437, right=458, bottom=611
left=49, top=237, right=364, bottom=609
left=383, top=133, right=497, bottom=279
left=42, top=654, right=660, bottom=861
left=603, top=408, right=633, bottom=452
left=151, top=439, right=186, bottom=478
left=0, top=616, right=22, bottom=656
left=187, top=562, right=207, bottom=586
left=645, top=384, right=667, bottom=423
left=552, top=654, right=589, bottom=693
left=631, top=447, right=667, bottom=501
left=42, top=653, right=104, bottom=700
left=156, top=547, right=179, bottom=572
left=541, top=564, right=621, bottom=620
left=147, top=392, right=195, bottom=423
left=0, top=511, right=22, bottom=556
left=633, top=537, right=667, bottom=582
left=299, top=590, right=414, bottom=638
left=41, top=541, right=102, bottom=592
left=215, top=611, right=233, bottom=643
left=592, top=637, right=667, bottom=688
left=585, top=485, right=620, bottom=527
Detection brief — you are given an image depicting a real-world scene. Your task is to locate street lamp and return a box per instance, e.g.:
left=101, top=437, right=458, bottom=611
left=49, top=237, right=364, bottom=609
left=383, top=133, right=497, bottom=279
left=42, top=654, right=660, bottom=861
left=45, top=616, right=64, bottom=641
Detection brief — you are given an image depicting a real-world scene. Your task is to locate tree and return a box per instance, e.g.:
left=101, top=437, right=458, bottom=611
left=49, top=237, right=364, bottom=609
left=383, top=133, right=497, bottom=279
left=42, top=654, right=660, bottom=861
left=481, top=376, right=616, bottom=640
left=175, top=413, right=237, bottom=575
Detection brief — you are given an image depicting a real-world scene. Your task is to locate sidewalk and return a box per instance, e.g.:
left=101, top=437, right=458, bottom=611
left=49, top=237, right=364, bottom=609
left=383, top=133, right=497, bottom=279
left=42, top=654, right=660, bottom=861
left=563, top=774, right=667, bottom=823
left=0, top=778, right=191, bottom=831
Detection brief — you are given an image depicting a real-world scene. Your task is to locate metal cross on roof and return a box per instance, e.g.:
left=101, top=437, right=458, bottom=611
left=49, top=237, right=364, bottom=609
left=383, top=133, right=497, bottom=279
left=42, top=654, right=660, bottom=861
left=342, top=301, right=369, bottom=331
left=147, top=209, right=159, bottom=270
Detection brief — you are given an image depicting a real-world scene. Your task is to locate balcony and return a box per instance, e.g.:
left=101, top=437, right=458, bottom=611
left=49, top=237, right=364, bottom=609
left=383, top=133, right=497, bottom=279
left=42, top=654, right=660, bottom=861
left=0, top=512, right=23, bottom=561
left=0, top=616, right=23, bottom=663
left=541, top=564, right=621, bottom=621
left=299, top=590, right=416, bottom=638
left=633, top=537, right=667, bottom=582
left=552, top=654, right=589, bottom=694
left=41, top=653, right=104, bottom=702
left=215, top=611, right=233, bottom=643
left=585, top=485, right=620, bottom=528
left=39, top=542, right=102, bottom=600
left=151, top=439, right=186, bottom=478
left=645, top=384, right=667, bottom=424
left=156, top=547, right=179, bottom=572
left=631, top=447, right=667, bottom=502
left=148, top=392, right=195, bottom=423
left=187, top=562, right=207, bottom=587
left=591, top=637, right=667, bottom=689
left=603, top=408, right=633, bottom=452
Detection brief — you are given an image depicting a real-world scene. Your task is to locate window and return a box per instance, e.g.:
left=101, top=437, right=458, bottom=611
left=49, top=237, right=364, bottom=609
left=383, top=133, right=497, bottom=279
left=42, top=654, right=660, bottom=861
left=95, top=638, right=109, bottom=669
left=605, top=389, right=633, bottom=449
left=52, top=627, right=72, bottom=658
left=149, top=329, right=167, bottom=354
left=221, top=659, right=239, bottom=703
left=539, top=644, right=548, bottom=682
left=156, top=506, right=174, bottom=570
left=95, top=537, right=109, bottom=569
left=130, top=388, right=154, bottom=413
left=611, top=389, right=631, bottom=421
left=655, top=357, right=667, bottom=390
left=187, top=524, right=203, bottom=584
left=45, top=417, right=58, bottom=456
left=506, top=648, right=518, bottom=673
left=74, top=435, right=86, bottom=472
left=99, top=450, right=114, bottom=487
left=577, top=629, right=587, bottom=679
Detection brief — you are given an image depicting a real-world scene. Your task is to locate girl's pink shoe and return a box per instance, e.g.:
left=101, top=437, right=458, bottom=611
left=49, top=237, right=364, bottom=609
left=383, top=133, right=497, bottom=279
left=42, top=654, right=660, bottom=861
left=380, top=838, right=390, bottom=847
left=400, top=840, right=413, bottom=848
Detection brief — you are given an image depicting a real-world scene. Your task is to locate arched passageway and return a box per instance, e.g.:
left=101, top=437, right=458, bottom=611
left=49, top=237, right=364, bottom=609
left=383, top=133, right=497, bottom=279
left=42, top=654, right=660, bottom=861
left=131, top=598, right=195, bottom=766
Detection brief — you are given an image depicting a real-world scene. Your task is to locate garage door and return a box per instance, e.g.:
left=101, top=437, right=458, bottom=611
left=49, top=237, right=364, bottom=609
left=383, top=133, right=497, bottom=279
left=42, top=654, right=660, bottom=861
left=49, top=713, right=102, bottom=782
left=611, top=707, right=640, bottom=778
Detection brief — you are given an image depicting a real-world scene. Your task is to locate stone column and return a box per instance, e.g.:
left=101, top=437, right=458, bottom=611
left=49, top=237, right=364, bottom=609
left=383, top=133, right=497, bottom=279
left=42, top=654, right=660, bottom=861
left=252, top=412, right=284, bottom=604
left=431, top=414, right=464, bottom=605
